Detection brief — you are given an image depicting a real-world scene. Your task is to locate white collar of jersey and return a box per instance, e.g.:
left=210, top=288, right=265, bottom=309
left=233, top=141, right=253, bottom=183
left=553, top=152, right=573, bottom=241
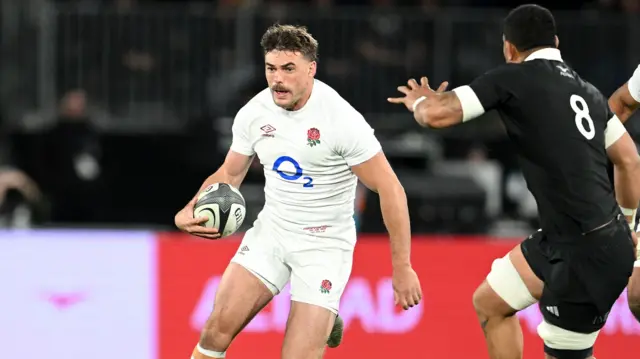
left=524, top=48, right=563, bottom=62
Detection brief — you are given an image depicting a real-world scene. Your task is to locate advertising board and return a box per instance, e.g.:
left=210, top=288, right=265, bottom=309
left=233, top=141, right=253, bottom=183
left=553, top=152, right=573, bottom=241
left=157, top=234, right=640, bottom=359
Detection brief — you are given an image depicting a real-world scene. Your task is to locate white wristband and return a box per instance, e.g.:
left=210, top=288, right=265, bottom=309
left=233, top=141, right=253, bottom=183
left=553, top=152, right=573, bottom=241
left=412, top=96, right=427, bottom=112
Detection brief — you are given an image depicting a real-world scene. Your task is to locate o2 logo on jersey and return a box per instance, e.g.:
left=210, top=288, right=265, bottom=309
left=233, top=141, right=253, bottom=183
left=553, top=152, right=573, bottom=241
left=272, top=156, right=314, bottom=188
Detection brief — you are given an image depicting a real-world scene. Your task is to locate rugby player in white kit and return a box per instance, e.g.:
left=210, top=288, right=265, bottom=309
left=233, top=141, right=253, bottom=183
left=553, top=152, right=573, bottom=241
left=174, top=24, right=422, bottom=359
left=608, top=64, right=640, bottom=322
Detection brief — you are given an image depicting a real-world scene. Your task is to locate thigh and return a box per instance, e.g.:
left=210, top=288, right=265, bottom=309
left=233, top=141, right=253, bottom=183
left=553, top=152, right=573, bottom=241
left=288, top=246, right=353, bottom=313
left=478, top=232, right=544, bottom=315
left=525, top=232, right=600, bottom=333
left=205, top=262, right=274, bottom=338
left=231, top=226, right=291, bottom=294
left=537, top=226, right=634, bottom=334
left=281, top=301, right=336, bottom=359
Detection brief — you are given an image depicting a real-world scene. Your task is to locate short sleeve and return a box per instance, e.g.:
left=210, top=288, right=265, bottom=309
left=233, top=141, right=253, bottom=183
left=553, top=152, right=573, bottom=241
left=229, top=107, right=255, bottom=156
left=456, top=65, right=516, bottom=121
left=627, top=65, right=640, bottom=103
left=335, top=113, right=382, bottom=167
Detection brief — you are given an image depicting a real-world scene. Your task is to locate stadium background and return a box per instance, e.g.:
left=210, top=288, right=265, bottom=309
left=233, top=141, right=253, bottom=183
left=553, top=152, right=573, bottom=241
left=1, top=0, right=639, bottom=358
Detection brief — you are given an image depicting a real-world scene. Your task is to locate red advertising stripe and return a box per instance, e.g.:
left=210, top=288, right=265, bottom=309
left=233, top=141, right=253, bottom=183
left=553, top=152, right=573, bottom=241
left=157, top=234, right=640, bottom=359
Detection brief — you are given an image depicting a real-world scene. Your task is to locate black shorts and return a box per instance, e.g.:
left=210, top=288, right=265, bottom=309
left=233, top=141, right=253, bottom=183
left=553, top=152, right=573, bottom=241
left=521, top=215, right=635, bottom=333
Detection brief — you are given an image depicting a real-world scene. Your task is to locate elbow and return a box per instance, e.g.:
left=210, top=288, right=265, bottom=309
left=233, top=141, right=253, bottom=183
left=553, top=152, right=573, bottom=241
left=616, top=154, right=640, bottom=171
left=609, top=96, right=635, bottom=123
left=377, top=178, right=406, bottom=199
left=608, top=97, right=623, bottom=118
left=214, top=167, right=243, bottom=188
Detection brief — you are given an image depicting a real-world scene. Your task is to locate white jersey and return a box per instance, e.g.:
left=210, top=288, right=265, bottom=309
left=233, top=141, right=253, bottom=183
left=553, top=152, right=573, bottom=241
left=628, top=65, right=640, bottom=103
left=230, top=79, right=381, bottom=244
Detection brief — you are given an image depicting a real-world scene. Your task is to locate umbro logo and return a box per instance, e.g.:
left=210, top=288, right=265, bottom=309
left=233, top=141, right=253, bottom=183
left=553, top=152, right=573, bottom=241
left=261, top=124, right=276, bottom=137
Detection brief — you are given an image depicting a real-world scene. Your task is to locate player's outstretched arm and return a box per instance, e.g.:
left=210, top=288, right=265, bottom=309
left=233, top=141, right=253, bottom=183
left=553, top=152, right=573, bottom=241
left=605, top=116, right=640, bottom=226
left=351, top=152, right=422, bottom=310
left=387, top=77, right=463, bottom=128
left=608, top=65, right=640, bottom=123
left=389, top=68, right=518, bottom=129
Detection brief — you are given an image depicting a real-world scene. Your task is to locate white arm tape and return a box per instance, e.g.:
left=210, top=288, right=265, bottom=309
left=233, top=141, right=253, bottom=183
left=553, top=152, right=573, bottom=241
left=412, top=96, right=427, bottom=112
left=620, top=207, right=637, bottom=230
left=627, top=65, right=640, bottom=103
left=604, top=115, right=626, bottom=149
left=620, top=207, right=636, bottom=216
left=452, top=85, right=485, bottom=122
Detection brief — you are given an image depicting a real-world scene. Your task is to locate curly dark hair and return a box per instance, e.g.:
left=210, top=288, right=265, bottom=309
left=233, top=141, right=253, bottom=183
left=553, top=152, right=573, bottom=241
left=260, top=24, right=318, bottom=62
left=503, top=4, right=556, bottom=52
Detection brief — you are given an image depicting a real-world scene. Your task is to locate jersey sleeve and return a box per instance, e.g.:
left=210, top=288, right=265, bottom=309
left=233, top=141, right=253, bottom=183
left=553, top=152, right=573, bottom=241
left=229, top=106, right=256, bottom=156
left=335, top=112, right=382, bottom=167
left=453, top=65, right=515, bottom=122
left=627, top=64, right=640, bottom=103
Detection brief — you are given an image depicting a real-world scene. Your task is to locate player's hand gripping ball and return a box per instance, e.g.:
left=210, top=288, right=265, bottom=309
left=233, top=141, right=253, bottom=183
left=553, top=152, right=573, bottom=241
left=194, top=183, right=247, bottom=238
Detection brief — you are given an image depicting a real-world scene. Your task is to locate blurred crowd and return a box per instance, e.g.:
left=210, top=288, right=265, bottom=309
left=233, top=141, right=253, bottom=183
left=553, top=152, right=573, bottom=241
left=0, top=0, right=639, bottom=234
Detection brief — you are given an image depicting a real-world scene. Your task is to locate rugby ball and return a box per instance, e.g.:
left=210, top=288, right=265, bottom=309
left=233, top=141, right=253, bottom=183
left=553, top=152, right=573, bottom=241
left=194, top=183, right=246, bottom=237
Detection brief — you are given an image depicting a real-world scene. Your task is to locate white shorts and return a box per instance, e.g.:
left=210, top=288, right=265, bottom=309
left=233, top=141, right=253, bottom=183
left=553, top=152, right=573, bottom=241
left=231, top=220, right=354, bottom=314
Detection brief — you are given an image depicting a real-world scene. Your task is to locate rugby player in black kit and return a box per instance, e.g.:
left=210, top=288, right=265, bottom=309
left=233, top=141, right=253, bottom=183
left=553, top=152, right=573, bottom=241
left=388, top=4, right=640, bottom=359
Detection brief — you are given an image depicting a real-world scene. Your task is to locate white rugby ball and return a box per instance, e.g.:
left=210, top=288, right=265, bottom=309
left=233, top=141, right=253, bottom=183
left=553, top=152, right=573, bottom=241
left=194, top=183, right=246, bottom=238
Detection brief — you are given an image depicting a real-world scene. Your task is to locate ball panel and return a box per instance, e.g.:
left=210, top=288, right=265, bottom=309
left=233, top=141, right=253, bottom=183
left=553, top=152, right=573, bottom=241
left=193, top=203, right=220, bottom=229
left=221, top=203, right=246, bottom=237
left=195, top=183, right=245, bottom=212
left=198, top=183, right=220, bottom=200
left=228, top=185, right=243, bottom=198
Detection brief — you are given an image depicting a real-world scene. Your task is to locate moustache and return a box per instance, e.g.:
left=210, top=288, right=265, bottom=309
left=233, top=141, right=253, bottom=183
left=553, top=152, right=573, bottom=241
left=272, top=86, right=290, bottom=92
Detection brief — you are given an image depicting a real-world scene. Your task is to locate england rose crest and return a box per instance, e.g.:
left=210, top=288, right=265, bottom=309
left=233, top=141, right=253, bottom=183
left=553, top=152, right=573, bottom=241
left=319, top=279, right=332, bottom=294
left=307, top=128, right=321, bottom=147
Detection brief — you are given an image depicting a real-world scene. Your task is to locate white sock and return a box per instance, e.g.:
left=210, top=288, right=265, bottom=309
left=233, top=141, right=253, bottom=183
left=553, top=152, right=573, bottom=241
left=196, top=343, right=226, bottom=358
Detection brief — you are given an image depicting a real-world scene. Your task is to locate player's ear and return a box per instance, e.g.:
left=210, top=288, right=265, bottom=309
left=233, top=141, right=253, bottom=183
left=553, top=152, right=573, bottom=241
left=554, top=35, right=559, bottom=48
left=503, top=40, right=516, bottom=63
left=308, top=61, right=317, bottom=77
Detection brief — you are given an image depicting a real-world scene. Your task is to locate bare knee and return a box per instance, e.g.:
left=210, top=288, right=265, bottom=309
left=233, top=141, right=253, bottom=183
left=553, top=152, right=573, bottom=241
left=199, top=263, right=274, bottom=351
left=474, top=245, right=540, bottom=323
left=199, top=313, right=236, bottom=352
left=472, top=280, right=515, bottom=321
left=282, top=302, right=335, bottom=359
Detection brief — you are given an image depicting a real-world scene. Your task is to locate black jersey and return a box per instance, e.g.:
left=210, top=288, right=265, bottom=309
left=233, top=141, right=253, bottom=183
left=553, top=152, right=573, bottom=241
left=466, top=49, right=618, bottom=236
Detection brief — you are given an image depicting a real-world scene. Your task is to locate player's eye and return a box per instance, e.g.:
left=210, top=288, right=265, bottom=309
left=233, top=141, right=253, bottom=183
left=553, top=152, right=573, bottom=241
left=284, top=67, right=294, bottom=72
left=267, top=67, right=276, bottom=72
